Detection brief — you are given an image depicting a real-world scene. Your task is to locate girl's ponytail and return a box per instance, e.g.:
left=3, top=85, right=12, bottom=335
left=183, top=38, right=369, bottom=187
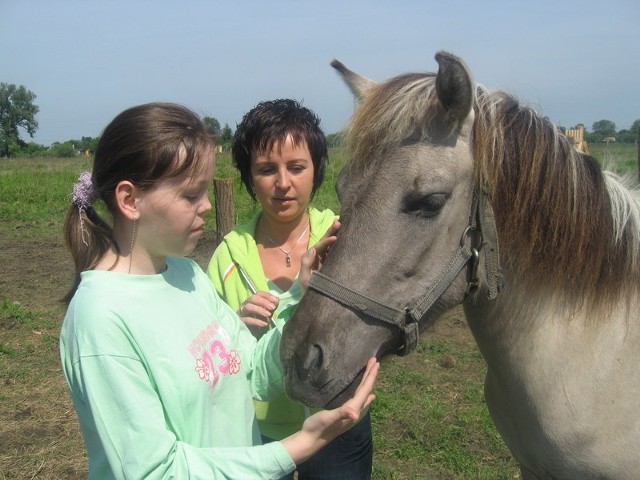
left=62, top=172, right=113, bottom=304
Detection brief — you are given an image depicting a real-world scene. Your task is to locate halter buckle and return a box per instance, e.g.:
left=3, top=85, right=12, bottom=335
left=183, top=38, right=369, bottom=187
left=460, top=225, right=482, bottom=296
left=466, top=248, right=480, bottom=295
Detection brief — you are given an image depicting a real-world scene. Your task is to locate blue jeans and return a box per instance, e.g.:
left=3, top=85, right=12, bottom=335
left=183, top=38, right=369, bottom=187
left=264, top=411, right=373, bottom=480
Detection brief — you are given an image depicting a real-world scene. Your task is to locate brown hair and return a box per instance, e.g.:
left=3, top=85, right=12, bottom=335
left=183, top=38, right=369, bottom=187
left=63, top=102, right=215, bottom=303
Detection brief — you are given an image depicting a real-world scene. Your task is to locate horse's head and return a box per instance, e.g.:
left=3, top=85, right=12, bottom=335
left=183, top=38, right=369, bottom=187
left=281, top=52, right=485, bottom=408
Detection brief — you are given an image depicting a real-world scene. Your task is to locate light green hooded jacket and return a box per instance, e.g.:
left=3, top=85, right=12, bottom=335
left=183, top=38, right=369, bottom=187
left=207, top=208, right=337, bottom=440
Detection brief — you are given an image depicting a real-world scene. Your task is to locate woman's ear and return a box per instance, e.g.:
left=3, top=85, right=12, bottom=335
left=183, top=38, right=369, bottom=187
left=114, top=181, right=140, bottom=221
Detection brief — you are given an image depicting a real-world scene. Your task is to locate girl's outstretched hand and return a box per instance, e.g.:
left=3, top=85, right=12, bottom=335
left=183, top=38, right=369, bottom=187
left=281, top=357, right=379, bottom=465
left=299, top=220, right=340, bottom=289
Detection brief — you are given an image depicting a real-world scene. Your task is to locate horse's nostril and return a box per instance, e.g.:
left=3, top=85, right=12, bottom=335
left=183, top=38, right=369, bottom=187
left=294, top=343, right=327, bottom=388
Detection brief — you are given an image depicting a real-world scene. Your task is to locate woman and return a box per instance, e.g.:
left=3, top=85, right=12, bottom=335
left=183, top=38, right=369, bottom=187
left=60, top=102, right=378, bottom=479
left=208, top=99, right=373, bottom=479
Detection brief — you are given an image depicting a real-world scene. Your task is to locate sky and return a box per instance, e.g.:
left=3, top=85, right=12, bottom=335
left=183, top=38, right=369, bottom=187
left=2, top=0, right=639, bottom=147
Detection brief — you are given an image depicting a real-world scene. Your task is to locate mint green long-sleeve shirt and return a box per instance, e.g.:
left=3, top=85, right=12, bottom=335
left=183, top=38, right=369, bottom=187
left=60, top=256, right=295, bottom=479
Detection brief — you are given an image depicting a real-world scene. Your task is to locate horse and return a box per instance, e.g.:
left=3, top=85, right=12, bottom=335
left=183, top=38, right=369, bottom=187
left=280, top=51, right=640, bottom=479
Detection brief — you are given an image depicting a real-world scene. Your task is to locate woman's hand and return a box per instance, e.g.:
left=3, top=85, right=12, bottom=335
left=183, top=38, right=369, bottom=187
left=280, top=357, right=379, bottom=464
left=238, top=291, right=279, bottom=334
left=299, top=220, right=341, bottom=289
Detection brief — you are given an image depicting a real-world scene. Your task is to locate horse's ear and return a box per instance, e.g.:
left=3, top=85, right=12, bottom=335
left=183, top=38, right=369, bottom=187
left=331, top=59, right=377, bottom=101
left=434, top=51, right=474, bottom=128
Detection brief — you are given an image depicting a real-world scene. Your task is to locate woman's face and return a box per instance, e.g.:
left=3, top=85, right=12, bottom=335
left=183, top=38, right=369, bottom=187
left=251, top=133, right=314, bottom=225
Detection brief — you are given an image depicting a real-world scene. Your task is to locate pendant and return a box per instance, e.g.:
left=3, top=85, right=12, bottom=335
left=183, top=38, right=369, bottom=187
left=285, top=254, right=292, bottom=267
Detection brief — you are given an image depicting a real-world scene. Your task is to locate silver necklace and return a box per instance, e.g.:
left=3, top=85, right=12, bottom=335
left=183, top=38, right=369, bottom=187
left=261, top=217, right=309, bottom=267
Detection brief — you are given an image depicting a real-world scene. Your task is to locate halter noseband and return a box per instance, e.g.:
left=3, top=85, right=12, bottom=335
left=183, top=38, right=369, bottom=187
left=307, top=188, right=501, bottom=357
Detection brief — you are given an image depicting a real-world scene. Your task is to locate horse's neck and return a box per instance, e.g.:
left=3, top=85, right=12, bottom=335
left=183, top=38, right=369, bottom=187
left=463, top=280, right=640, bottom=476
left=463, top=280, right=640, bottom=374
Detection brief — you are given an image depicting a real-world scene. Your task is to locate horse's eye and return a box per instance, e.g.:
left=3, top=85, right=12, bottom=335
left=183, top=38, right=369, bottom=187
left=403, top=193, right=449, bottom=218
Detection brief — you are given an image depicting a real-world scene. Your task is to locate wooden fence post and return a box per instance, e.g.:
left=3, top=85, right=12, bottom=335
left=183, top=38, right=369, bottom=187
left=214, top=178, right=234, bottom=245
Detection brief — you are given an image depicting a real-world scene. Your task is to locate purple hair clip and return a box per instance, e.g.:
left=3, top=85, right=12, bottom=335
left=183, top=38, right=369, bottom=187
left=72, top=171, right=97, bottom=246
left=72, top=171, right=97, bottom=210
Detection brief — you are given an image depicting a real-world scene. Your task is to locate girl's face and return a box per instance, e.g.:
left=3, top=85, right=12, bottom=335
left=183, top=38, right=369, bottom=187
left=135, top=148, right=215, bottom=270
left=251, top=134, right=314, bottom=225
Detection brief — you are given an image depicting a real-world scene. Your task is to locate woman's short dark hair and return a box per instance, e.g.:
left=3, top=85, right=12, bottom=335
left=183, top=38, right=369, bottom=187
left=231, top=99, right=328, bottom=201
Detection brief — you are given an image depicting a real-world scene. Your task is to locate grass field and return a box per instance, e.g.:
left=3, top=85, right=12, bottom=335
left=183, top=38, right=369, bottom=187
left=589, top=142, right=639, bottom=175
left=0, top=143, right=637, bottom=478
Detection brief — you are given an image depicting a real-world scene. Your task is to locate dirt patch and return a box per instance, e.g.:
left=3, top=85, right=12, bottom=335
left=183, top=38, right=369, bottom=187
left=0, top=221, right=217, bottom=310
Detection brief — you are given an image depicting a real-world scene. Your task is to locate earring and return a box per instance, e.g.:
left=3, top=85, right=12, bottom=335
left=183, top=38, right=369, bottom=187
left=127, top=219, right=137, bottom=274
left=129, top=219, right=137, bottom=255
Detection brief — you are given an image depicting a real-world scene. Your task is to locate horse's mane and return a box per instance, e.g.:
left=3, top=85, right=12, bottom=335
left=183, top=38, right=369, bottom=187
left=347, top=72, right=640, bottom=304
left=473, top=90, right=640, bottom=302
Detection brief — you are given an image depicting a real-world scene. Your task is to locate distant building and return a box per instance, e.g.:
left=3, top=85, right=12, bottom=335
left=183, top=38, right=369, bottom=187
left=565, top=125, right=590, bottom=154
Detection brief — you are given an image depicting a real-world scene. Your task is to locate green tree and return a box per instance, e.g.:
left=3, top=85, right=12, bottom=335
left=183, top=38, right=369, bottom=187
left=592, top=119, right=616, bottom=136
left=203, top=116, right=221, bottom=136
left=630, top=119, right=640, bottom=138
left=48, top=141, right=77, bottom=158
left=17, top=141, right=47, bottom=157
left=220, top=123, right=233, bottom=150
left=326, top=131, right=345, bottom=148
left=0, top=83, right=39, bottom=157
left=615, top=129, right=635, bottom=143
left=74, top=136, right=100, bottom=154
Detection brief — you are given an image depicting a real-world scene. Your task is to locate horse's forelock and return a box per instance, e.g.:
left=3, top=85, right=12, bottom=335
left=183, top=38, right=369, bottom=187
left=472, top=90, right=640, bottom=305
left=347, top=73, right=438, bottom=166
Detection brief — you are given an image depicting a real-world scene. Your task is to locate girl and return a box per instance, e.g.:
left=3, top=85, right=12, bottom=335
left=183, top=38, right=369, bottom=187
left=60, top=102, right=378, bottom=479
